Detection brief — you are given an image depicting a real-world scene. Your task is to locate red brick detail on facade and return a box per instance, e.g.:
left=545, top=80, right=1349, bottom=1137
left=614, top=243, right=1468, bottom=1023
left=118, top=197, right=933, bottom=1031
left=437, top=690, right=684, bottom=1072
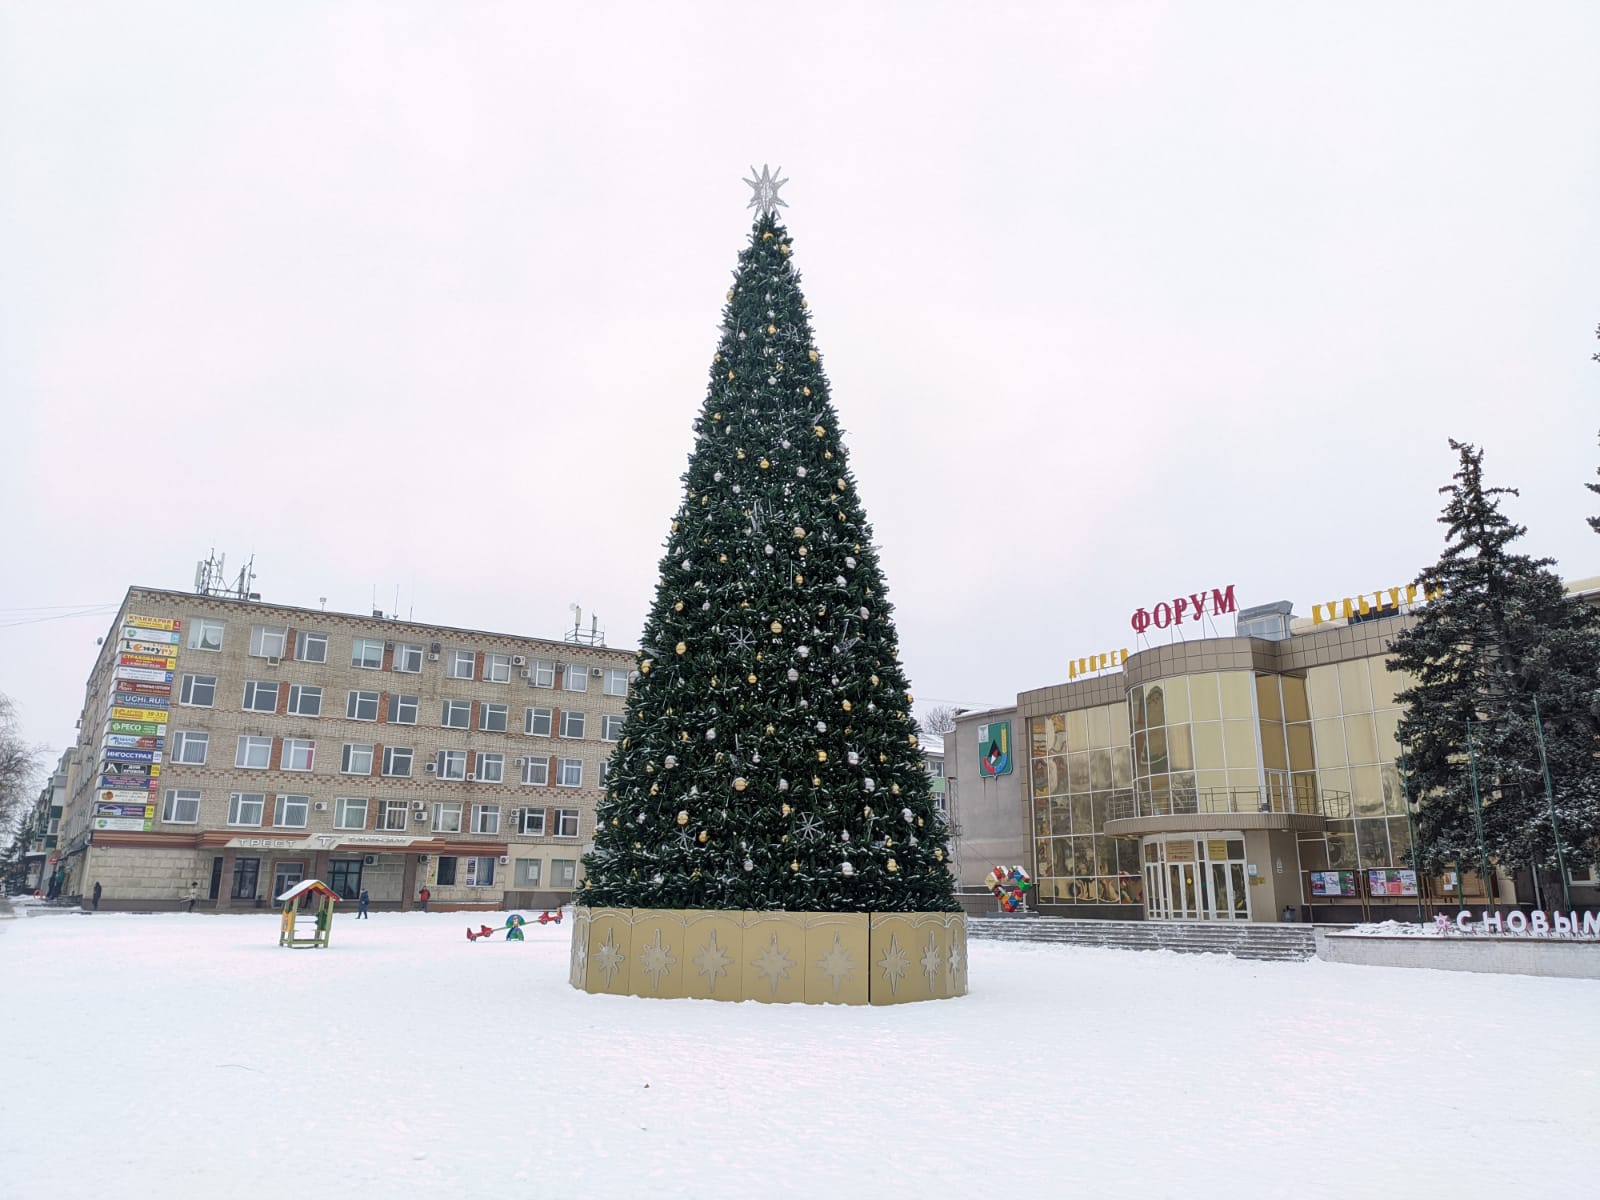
left=378, top=692, right=389, bottom=725
left=372, top=743, right=385, bottom=779
left=465, top=749, right=478, bottom=777
left=382, top=642, right=394, bottom=672
left=285, top=629, right=298, bottom=661
left=268, top=736, right=283, bottom=772
left=275, top=681, right=289, bottom=716
left=474, top=651, right=484, bottom=682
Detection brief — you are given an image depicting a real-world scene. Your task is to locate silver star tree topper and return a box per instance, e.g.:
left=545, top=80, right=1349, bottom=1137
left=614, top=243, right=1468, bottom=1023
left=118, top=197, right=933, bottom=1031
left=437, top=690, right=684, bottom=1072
left=744, top=163, right=789, bottom=214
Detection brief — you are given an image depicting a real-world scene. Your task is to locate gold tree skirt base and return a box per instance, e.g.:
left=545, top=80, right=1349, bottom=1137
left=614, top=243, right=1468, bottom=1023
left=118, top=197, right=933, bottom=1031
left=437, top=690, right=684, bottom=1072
left=569, top=907, right=968, bottom=1005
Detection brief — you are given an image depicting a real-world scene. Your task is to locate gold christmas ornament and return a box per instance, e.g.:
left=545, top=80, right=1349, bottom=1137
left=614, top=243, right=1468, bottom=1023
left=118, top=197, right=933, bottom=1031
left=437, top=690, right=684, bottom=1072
left=719, top=553, right=728, bottom=563
left=759, top=458, right=770, bottom=470
left=841, top=700, right=852, bottom=712
left=891, top=783, right=901, bottom=795
left=887, top=859, right=899, bottom=872
left=711, top=676, right=719, bottom=686
left=736, top=448, right=746, bottom=459
left=918, top=817, right=926, bottom=827
left=697, top=830, right=708, bottom=843
left=791, top=860, right=799, bottom=871
left=837, top=478, right=848, bottom=491
left=802, top=386, right=811, bottom=397
left=762, top=230, right=773, bottom=240
left=674, top=601, right=684, bottom=612
left=909, top=734, right=919, bottom=747
left=770, top=620, right=783, bottom=633
left=780, top=803, right=792, bottom=816
left=809, top=351, right=819, bottom=363
left=870, top=674, right=880, bottom=686
left=767, top=324, right=776, bottom=334
left=934, top=848, right=943, bottom=861
left=640, top=660, right=652, bottom=673
left=681, top=731, right=690, bottom=741
left=675, top=642, right=687, bottom=655
left=863, top=806, right=873, bottom=818
left=671, top=520, right=680, bottom=531
left=747, top=673, right=757, bottom=684
left=794, top=575, right=804, bottom=585
left=676, top=811, right=689, bottom=825
left=813, top=423, right=825, bottom=436
left=825, top=451, right=834, bottom=461
left=611, top=817, right=619, bottom=826
left=645, top=763, right=655, bottom=774
left=733, top=777, right=748, bottom=792
left=766, top=723, right=776, bottom=734
left=726, top=291, right=734, bottom=301
left=811, top=774, right=822, bottom=786
left=649, top=783, right=659, bottom=796
left=793, top=526, right=806, bottom=538
left=816, top=750, right=828, bottom=763
left=780, top=243, right=790, bottom=255
left=727, top=370, right=735, bottom=380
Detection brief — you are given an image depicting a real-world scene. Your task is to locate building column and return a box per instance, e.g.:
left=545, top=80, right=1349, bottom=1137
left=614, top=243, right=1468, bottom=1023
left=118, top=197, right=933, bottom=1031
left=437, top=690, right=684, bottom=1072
left=401, top=853, right=418, bottom=912
left=217, top=849, right=237, bottom=910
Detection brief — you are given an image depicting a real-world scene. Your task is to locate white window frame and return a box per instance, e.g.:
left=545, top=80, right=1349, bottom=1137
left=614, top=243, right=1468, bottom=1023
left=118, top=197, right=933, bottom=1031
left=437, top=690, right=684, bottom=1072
left=287, top=684, right=322, bottom=717
left=389, top=694, right=419, bottom=725
left=242, top=680, right=279, bottom=713
left=296, top=630, right=329, bottom=663
left=525, top=707, right=552, bottom=737
left=476, top=753, right=505, bottom=784
left=347, top=690, right=379, bottom=721
left=282, top=738, right=315, bottom=773
left=172, top=730, right=209, bottom=766
left=249, top=624, right=288, bottom=659
left=188, top=618, right=225, bottom=652
left=436, top=749, right=467, bottom=781
left=352, top=638, right=385, bottom=670
left=557, top=758, right=582, bottom=788
left=485, top=653, right=512, bottom=684
left=560, top=710, right=586, bottom=739
left=603, top=668, right=628, bottom=697
left=162, top=788, right=201, bottom=824
left=520, top=807, right=546, bottom=835
left=382, top=746, right=413, bottom=778
left=394, top=642, right=423, bottom=673
left=563, top=664, right=589, bottom=693
left=514, top=858, right=542, bottom=887
left=447, top=649, right=476, bottom=680
left=464, top=856, right=496, bottom=887
left=552, top=858, right=577, bottom=887
left=228, top=792, right=265, bottom=826
left=379, top=799, right=409, bottom=832
left=555, top=807, right=580, bottom=838
left=274, top=794, right=310, bottom=828
left=236, top=736, right=272, bottom=770
left=530, top=659, right=556, bottom=688
left=334, top=796, right=368, bottom=831
left=600, top=713, right=624, bottom=742
left=520, top=758, right=549, bottom=787
left=179, top=674, right=216, bottom=708
left=480, top=702, right=509, bottom=733
left=473, top=804, right=501, bottom=834
left=441, top=699, right=471, bottom=730
left=341, top=743, right=375, bottom=775
left=432, top=801, right=463, bottom=833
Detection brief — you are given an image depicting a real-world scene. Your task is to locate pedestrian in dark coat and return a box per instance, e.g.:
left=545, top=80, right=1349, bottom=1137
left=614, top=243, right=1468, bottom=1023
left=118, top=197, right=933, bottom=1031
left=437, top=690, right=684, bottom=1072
left=92, top=881, right=102, bottom=911
left=358, top=888, right=370, bottom=918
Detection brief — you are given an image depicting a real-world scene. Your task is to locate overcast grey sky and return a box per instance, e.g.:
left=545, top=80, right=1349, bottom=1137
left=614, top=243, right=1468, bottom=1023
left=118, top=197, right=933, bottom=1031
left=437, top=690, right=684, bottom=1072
left=3, top=2, right=1598, bottom=757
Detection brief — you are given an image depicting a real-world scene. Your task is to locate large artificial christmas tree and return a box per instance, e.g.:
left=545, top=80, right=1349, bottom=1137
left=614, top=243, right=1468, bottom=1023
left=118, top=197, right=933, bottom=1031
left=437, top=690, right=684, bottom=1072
left=582, top=171, right=958, bottom=916
left=1389, top=441, right=1600, bottom=888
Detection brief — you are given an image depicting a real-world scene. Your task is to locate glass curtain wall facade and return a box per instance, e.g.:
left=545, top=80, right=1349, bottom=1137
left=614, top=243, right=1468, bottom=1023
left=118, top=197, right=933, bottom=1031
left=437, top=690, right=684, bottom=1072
left=1029, top=704, right=1140, bottom=907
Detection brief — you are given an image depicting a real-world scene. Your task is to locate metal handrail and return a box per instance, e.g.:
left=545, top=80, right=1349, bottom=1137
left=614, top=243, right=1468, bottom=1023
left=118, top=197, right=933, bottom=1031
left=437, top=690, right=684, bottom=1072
left=1105, top=786, right=1352, bottom=822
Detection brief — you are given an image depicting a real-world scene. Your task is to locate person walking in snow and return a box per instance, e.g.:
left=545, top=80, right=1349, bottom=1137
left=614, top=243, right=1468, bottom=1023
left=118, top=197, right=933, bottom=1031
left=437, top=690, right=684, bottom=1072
left=358, top=887, right=370, bottom=918
left=187, top=881, right=199, bottom=912
left=91, top=881, right=102, bottom=911
left=418, top=884, right=431, bottom=912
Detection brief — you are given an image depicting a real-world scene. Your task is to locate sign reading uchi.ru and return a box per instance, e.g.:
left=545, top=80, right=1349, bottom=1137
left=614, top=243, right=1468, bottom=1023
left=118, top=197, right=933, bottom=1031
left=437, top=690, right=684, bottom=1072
left=1452, top=910, right=1600, bottom=937
left=1131, top=585, right=1237, bottom=634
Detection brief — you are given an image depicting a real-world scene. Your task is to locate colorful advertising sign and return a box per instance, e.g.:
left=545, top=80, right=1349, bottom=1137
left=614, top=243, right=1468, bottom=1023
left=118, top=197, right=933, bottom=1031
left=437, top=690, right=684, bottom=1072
left=978, top=720, right=1013, bottom=777
left=1309, top=870, right=1357, bottom=897
left=106, top=719, right=166, bottom=737
left=1131, top=585, right=1238, bottom=634
left=1310, top=583, right=1441, bottom=626
left=98, top=788, right=155, bottom=804
left=93, top=816, right=153, bottom=832
left=118, top=653, right=177, bottom=670
left=122, top=626, right=180, bottom=644
left=103, top=747, right=161, bottom=764
left=100, top=773, right=154, bottom=790
left=114, top=666, right=174, bottom=684
left=110, top=692, right=169, bottom=711
left=104, top=734, right=164, bottom=750
left=96, top=802, right=155, bottom=819
left=1367, top=868, right=1419, bottom=897
left=121, top=639, right=180, bottom=658
left=109, top=707, right=170, bottom=724
left=125, top=614, right=181, bottom=632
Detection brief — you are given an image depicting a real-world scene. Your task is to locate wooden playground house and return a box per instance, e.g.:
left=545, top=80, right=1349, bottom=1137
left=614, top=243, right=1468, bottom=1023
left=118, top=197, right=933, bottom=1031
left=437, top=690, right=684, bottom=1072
left=277, top=879, right=340, bottom=948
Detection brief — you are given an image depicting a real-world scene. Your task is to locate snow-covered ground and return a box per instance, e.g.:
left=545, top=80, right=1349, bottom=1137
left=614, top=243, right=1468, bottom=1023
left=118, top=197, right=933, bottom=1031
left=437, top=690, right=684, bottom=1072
left=2, top=910, right=1595, bottom=1198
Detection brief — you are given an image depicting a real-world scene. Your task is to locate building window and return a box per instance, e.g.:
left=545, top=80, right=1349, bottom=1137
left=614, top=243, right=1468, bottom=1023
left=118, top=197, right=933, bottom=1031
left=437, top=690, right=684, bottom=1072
left=236, top=737, right=272, bottom=769
left=283, top=738, right=315, bottom=772
left=524, top=707, right=553, bottom=737
left=477, top=753, right=505, bottom=784
left=555, top=807, right=580, bottom=838
left=388, top=694, right=419, bottom=724
left=564, top=664, right=589, bottom=693
left=341, top=743, right=374, bottom=775
left=530, top=659, right=556, bottom=688
left=347, top=690, right=379, bottom=721
left=379, top=799, right=409, bottom=831
left=928, top=759, right=944, bottom=778
left=228, top=792, right=266, bottom=826
left=249, top=625, right=288, bottom=659
left=442, top=699, right=471, bottom=729
left=435, top=856, right=458, bottom=885
left=475, top=702, right=507, bottom=733
left=520, top=807, right=546, bottom=835
left=464, top=856, right=496, bottom=887
left=334, top=797, right=368, bottom=830
left=603, top=668, right=628, bottom=697
left=560, top=710, right=586, bottom=739
left=179, top=674, right=216, bottom=707
left=394, top=643, right=423, bottom=673
left=274, top=794, right=310, bottom=828
left=231, top=857, right=260, bottom=899
left=296, top=630, right=329, bottom=663
left=557, top=759, right=582, bottom=788
left=436, top=749, right=467, bottom=781
left=162, top=788, right=201, bottom=824
left=287, top=684, right=322, bottom=717
left=521, top=758, right=549, bottom=787
left=473, top=804, right=501, bottom=834
left=352, top=638, right=385, bottom=670
left=552, top=859, right=577, bottom=887
left=242, top=680, right=279, bottom=713
left=382, top=746, right=413, bottom=777
left=172, top=731, right=209, bottom=765
left=447, top=649, right=476, bottom=680
left=188, top=619, right=225, bottom=652
left=485, top=653, right=512, bottom=684
left=600, top=714, right=625, bottom=742
left=514, top=858, right=542, bottom=887
left=433, top=801, right=463, bottom=833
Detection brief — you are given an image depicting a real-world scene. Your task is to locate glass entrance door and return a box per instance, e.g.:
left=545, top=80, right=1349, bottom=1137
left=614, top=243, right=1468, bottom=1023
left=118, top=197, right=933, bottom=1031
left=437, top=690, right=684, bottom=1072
left=272, top=861, right=305, bottom=901
left=1143, top=836, right=1252, bottom=920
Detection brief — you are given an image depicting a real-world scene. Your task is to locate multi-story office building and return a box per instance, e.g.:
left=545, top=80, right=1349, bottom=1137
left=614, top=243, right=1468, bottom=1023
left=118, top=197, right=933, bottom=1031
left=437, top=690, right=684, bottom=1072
left=54, top=587, right=635, bottom=912
left=11, top=749, right=70, bottom=894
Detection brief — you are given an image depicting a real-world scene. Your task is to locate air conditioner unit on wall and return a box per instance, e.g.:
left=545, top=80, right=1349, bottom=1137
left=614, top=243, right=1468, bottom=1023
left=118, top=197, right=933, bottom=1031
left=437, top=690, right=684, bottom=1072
left=267, top=656, right=281, bottom=667
left=498, top=855, right=509, bottom=866
left=514, top=757, right=526, bottom=767
left=413, top=810, right=427, bottom=821
left=363, top=854, right=376, bottom=866
left=591, top=667, right=604, bottom=677
left=512, top=655, right=526, bottom=666
left=417, top=854, right=429, bottom=863
left=425, top=763, right=436, bottom=772
left=313, top=801, right=327, bottom=812
left=466, top=773, right=477, bottom=782
left=427, top=653, right=440, bottom=662
left=519, top=669, right=532, bottom=679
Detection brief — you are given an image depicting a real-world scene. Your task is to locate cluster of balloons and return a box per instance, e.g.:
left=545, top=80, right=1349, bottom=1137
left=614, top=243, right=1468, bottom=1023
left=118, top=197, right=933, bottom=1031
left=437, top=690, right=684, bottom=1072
left=985, top=865, right=1033, bottom=912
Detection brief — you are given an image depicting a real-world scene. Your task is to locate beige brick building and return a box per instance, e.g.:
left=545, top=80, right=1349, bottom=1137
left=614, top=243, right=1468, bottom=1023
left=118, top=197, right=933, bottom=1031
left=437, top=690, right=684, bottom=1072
left=55, top=587, right=635, bottom=912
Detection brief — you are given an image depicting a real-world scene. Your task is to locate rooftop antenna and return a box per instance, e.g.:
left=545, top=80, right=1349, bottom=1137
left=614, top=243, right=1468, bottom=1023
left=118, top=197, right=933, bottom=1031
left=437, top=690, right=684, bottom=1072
left=195, top=549, right=258, bottom=600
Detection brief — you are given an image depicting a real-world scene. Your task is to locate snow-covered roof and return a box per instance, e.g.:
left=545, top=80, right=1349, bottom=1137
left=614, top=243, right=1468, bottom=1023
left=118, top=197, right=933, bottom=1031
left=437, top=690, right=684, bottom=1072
left=919, top=734, right=944, bottom=756
left=277, top=879, right=340, bottom=904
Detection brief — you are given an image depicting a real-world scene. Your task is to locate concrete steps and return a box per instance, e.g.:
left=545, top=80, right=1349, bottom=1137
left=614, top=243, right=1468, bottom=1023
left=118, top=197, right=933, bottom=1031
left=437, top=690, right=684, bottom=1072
left=968, top=916, right=1316, bottom=962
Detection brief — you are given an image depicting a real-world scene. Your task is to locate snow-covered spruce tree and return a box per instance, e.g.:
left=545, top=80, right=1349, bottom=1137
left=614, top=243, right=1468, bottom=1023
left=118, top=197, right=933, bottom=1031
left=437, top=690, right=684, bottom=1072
left=1389, top=440, right=1600, bottom=881
left=582, top=202, right=957, bottom=914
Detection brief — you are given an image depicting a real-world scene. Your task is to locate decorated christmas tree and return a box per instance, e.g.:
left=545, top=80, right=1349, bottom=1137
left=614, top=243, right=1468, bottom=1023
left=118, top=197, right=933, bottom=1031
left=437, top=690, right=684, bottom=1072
left=582, top=170, right=958, bottom=914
